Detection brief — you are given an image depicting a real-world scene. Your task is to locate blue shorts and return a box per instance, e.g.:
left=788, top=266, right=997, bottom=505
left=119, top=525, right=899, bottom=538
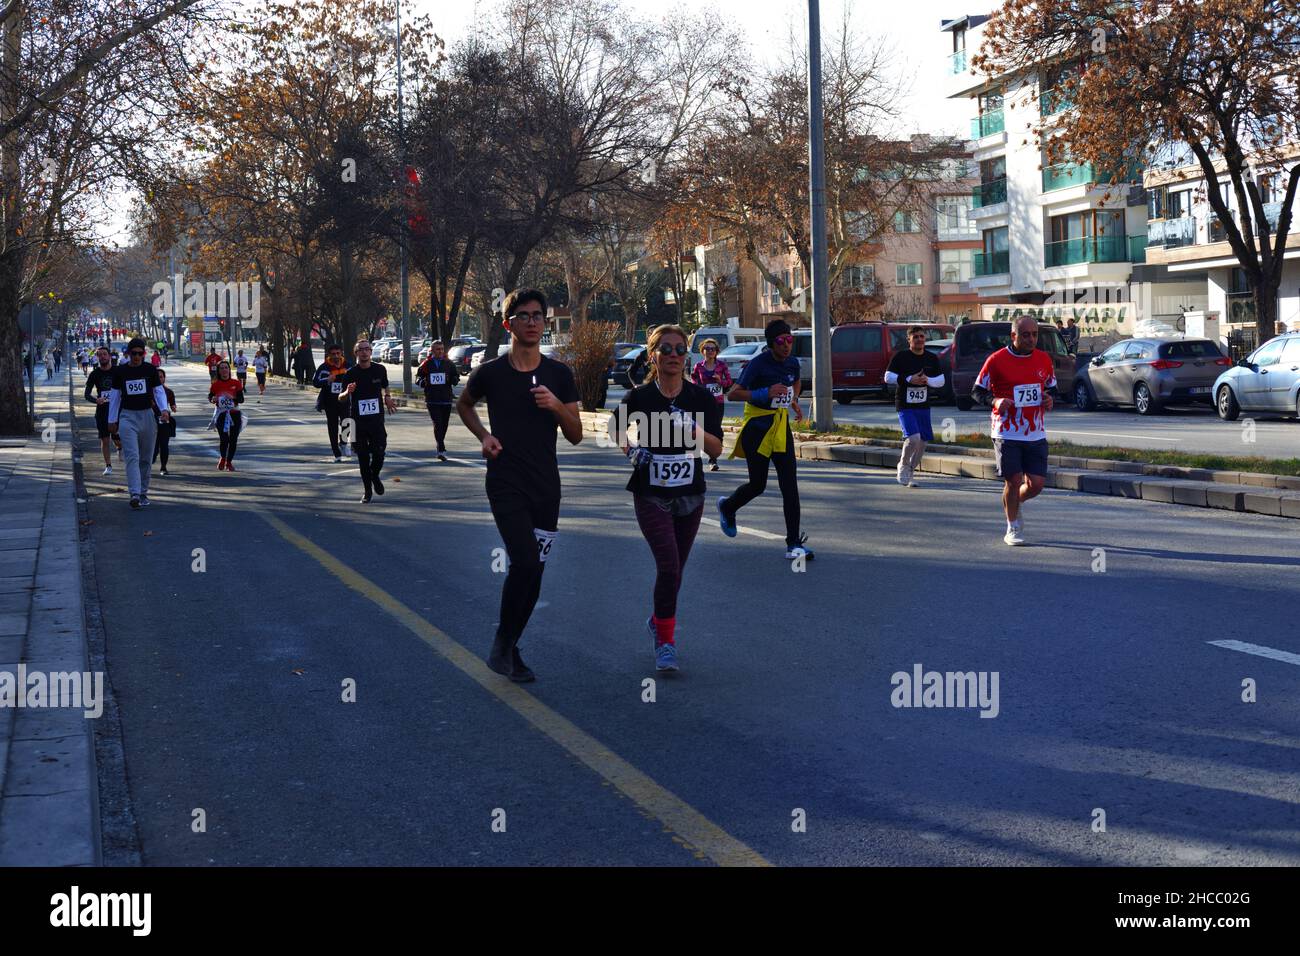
left=897, top=408, right=933, bottom=441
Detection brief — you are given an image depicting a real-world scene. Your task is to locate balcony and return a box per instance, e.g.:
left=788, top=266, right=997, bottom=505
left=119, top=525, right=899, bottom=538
left=1127, top=235, right=1147, bottom=263
left=1044, top=234, right=1129, bottom=268
left=974, top=250, right=1010, bottom=276
left=1263, top=201, right=1284, bottom=233
left=948, top=49, right=968, bottom=75
left=970, top=108, right=1005, bottom=139
left=1148, top=217, right=1196, bottom=248
left=1042, top=162, right=1093, bottom=192
left=1040, top=87, right=1075, bottom=117
left=1225, top=292, right=1256, bottom=325
left=972, top=177, right=1007, bottom=207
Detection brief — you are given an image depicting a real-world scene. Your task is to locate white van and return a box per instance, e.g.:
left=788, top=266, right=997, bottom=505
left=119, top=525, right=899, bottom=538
left=688, top=326, right=765, bottom=366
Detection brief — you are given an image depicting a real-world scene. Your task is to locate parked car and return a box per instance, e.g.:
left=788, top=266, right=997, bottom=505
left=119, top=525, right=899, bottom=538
left=611, top=347, right=648, bottom=387
left=949, top=321, right=1076, bottom=411
left=688, top=326, right=765, bottom=367
left=831, top=322, right=951, bottom=404
left=1074, top=337, right=1229, bottom=414
left=470, top=342, right=512, bottom=370
left=792, top=329, right=813, bottom=389
left=449, top=344, right=485, bottom=374
left=1212, top=330, right=1300, bottom=420
left=717, top=342, right=764, bottom=381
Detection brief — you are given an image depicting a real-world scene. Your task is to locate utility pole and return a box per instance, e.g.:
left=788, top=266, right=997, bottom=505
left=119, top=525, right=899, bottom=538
left=808, top=0, right=833, bottom=432
left=395, top=0, right=412, bottom=395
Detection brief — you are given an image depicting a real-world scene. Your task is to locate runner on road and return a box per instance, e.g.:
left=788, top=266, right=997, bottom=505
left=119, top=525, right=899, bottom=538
left=690, top=337, right=732, bottom=472
left=416, top=340, right=459, bottom=462
left=339, top=340, right=397, bottom=502
left=84, top=346, right=121, bottom=475
left=152, top=368, right=177, bottom=476
left=616, top=324, right=723, bottom=672
left=208, top=360, right=246, bottom=471
left=716, top=319, right=813, bottom=561
left=107, top=338, right=170, bottom=509
left=312, top=343, right=351, bottom=461
left=253, top=348, right=269, bottom=401
left=884, top=326, right=945, bottom=487
left=972, top=316, right=1057, bottom=546
left=234, top=349, right=249, bottom=389
left=205, top=347, right=223, bottom=380
left=456, top=288, right=582, bottom=683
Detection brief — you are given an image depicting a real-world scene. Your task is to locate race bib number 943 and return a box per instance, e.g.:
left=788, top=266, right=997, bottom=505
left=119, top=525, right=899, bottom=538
left=649, top=454, right=695, bottom=488
left=357, top=397, right=380, bottom=416
left=1013, top=383, right=1042, bottom=407
left=905, top=387, right=928, bottom=404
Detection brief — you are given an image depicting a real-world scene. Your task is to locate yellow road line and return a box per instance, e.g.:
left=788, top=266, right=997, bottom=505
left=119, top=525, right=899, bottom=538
left=256, top=507, right=771, bottom=867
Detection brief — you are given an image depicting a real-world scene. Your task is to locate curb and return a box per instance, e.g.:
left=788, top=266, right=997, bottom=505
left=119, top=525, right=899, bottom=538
left=577, top=410, right=1300, bottom=520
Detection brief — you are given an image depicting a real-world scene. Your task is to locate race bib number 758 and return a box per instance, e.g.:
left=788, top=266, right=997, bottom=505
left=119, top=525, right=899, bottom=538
left=1013, top=384, right=1042, bottom=407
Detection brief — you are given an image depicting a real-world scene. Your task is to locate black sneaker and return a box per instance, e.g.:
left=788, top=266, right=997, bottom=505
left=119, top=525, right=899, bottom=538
left=437, top=453, right=448, bottom=462
left=510, top=646, right=536, bottom=683
left=486, top=635, right=512, bottom=677
left=129, top=495, right=141, bottom=510
left=372, top=477, right=384, bottom=496
left=359, top=492, right=372, bottom=503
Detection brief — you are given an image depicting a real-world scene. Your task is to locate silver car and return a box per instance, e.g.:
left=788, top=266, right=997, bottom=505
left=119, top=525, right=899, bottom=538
left=1213, top=331, right=1300, bottom=420
left=1074, top=337, right=1229, bottom=415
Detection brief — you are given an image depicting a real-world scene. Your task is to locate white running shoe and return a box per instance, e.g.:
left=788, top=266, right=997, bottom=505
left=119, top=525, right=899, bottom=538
left=1004, top=523, right=1025, bottom=546
left=896, top=467, right=910, bottom=486
left=102, top=465, right=112, bottom=476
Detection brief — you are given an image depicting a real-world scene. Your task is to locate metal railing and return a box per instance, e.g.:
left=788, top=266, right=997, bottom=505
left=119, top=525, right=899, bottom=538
left=1127, top=235, right=1147, bottom=263
left=1040, top=87, right=1074, bottom=116
left=973, top=250, right=1010, bottom=276
left=970, top=108, right=1005, bottom=139
left=1042, top=162, right=1093, bottom=192
left=949, top=49, right=968, bottom=74
left=972, top=176, right=1007, bottom=207
left=1147, top=217, right=1196, bottom=248
left=1044, top=234, right=1129, bottom=267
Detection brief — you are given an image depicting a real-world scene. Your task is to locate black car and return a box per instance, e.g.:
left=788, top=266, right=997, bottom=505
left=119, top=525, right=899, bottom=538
left=449, top=344, right=485, bottom=375
left=611, top=347, right=648, bottom=387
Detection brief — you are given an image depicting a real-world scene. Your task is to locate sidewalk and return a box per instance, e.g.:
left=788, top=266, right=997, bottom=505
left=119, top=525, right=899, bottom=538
left=0, top=369, right=99, bottom=865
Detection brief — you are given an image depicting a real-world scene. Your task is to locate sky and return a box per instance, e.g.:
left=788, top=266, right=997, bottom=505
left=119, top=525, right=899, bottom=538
left=96, top=0, right=978, bottom=245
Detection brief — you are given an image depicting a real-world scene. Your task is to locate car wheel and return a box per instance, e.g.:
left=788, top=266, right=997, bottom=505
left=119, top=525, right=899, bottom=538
left=954, top=394, right=974, bottom=411
left=1216, top=384, right=1240, bottom=421
left=1074, top=380, right=1096, bottom=411
left=1134, top=382, right=1160, bottom=415
left=835, top=394, right=854, bottom=405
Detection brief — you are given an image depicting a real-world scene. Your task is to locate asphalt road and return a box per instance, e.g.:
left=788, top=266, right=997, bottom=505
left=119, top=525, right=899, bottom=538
left=76, top=361, right=1300, bottom=865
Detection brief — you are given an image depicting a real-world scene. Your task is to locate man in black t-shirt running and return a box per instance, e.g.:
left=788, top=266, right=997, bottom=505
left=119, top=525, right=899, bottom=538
left=883, top=326, right=945, bottom=487
left=339, top=340, right=397, bottom=503
left=457, top=288, right=582, bottom=682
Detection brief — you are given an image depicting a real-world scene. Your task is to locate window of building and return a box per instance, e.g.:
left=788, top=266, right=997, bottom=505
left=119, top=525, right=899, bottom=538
left=980, top=156, right=1006, bottom=182
left=896, top=263, right=923, bottom=285
left=937, top=248, right=973, bottom=283
left=983, top=226, right=1009, bottom=255
left=936, top=195, right=975, bottom=238
left=894, top=210, right=921, bottom=233
left=843, top=264, right=876, bottom=289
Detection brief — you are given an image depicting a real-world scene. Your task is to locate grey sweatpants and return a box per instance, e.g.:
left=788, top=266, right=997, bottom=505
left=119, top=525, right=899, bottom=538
left=898, top=434, right=926, bottom=474
left=119, top=408, right=157, bottom=497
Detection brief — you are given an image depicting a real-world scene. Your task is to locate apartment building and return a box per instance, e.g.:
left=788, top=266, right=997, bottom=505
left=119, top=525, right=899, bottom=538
left=942, top=13, right=1206, bottom=341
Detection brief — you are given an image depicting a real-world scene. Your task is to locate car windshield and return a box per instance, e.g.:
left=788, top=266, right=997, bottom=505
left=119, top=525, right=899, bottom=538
left=963, top=325, right=1013, bottom=353
left=619, top=348, right=642, bottom=360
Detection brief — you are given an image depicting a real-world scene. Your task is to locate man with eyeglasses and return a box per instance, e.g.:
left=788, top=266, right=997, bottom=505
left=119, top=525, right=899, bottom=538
left=107, top=337, right=171, bottom=509
left=457, top=288, right=581, bottom=683
left=339, top=339, right=397, bottom=502
left=972, top=316, right=1056, bottom=546
left=716, top=319, right=813, bottom=561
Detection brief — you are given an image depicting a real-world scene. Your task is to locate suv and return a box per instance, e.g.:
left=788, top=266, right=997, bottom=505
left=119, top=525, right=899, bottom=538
left=831, top=322, right=950, bottom=403
left=1212, top=331, right=1300, bottom=420
left=1075, top=337, right=1229, bottom=414
left=949, top=322, right=1076, bottom=410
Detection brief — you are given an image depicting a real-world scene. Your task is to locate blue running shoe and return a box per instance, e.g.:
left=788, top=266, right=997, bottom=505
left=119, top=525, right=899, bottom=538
left=717, top=496, right=737, bottom=537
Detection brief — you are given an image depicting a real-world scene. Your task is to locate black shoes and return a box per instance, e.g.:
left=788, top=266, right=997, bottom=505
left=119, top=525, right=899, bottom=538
left=486, top=635, right=536, bottom=683
left=372, top=477, right=384, bottom=496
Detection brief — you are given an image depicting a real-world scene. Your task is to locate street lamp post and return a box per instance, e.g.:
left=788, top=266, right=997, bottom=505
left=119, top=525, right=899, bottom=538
left=808, top=0, right=833, bottom=432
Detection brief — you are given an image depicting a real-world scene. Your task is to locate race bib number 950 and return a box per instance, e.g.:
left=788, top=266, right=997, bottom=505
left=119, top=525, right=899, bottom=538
left=125, top=379, right=146, bottom=395
left=1013, top=383, right=1042, bottom=407
left=357, top=397, right=380, bottom=416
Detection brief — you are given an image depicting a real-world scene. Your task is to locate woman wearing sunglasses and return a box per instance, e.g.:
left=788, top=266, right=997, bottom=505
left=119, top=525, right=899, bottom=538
left=690, top=338, right=732, bottom=471
left=717, top=319, right=813, bottom=561
left=615, top=325, right=723, bottom=672
left=208, top=360, right=246, bottom=471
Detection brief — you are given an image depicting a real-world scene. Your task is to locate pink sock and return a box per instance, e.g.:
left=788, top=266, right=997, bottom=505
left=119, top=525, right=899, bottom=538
left=652, top=615, right=676, bottom=646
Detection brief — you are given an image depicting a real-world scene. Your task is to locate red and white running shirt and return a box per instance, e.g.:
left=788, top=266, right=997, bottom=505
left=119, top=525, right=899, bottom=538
left=975, top=347, right=1056, bottom=441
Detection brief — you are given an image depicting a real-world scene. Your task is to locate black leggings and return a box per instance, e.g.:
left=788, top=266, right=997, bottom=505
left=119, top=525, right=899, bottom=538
left=427, top=404, right=451, bottom=451
left=634, top=496, right=703, bottom=622
left=325, top=404, right=344, bottom=457
left=723, top=416, right=801, bottom=546
left=490, top=495, right=560, bottom=646
left=218, top=413, right=242, bottom=462
left=354, top=426, right=386, bottom=490
left=153, top=430, right=172, bottom=468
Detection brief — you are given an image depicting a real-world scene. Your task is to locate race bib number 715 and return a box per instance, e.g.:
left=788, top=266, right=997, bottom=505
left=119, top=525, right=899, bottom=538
left=357, top=397, right=380, bottom=416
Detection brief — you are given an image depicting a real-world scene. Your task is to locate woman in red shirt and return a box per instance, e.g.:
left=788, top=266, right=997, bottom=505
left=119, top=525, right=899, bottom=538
left=208, top=360, right=245, bottom=470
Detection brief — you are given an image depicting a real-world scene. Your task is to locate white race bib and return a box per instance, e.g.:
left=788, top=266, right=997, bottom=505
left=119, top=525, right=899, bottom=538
left=1013, top=383, right=1042, bottom=407
left=427, top=373, right=446, bottom=386
left=770, top=387, right=793, bottom=409
left=706, top=382, right=722, bottom=397
left=534, top=528, right=556, bottom=563
left=357, top=397, right=380, bottom=416
left=217, top=395, right=235, bottom=410
left=649, top=453, right=696, bottom=488
left=905, top=387, right=928, bottom=404
left=125, top=378, right=146, bottom=395
left=330, top=381, right=343, bottom=393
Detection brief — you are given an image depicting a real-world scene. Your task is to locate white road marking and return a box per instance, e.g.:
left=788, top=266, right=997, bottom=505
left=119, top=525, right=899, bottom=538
left=738, top=526, right=785, bottom=541
left=1052, top=429, right=1180, bottom=443
left=1207, top=639, right=1300, bottom=667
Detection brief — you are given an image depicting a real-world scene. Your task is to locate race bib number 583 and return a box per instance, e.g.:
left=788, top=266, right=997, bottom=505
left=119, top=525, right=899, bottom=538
left=1013, top=384, right=1042, bottom=407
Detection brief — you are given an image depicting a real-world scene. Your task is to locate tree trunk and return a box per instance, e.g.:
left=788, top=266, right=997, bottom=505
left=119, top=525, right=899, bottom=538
left=0, top=1, right=30, bottom=434
left=1254, top=281, right=1279, bottom=345
left=485, top=252, right=526, bottom=354
left=269, top=317, right=287, bottom=375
